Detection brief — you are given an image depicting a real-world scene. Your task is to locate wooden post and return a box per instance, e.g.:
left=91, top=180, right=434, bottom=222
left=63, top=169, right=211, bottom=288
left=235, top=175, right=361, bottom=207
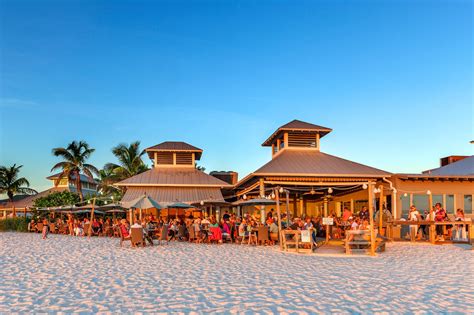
left=285, top=191, right=290, bottom=226
left=299, top=198, right=304, bottom=218
left=368, top=183, right=376, bottom=256
left=429, top=193, right=434, bottom=243
left=276, top=189, right=283, bottom=250
left=88, top=197, right=96, bottom=238
left=379, top=185, right=384, bottom=235
left=293, top=195, right=298, bottom=218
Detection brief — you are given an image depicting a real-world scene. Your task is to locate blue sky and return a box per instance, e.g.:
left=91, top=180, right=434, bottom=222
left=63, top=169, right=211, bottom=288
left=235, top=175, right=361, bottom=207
left=0, top=0, right=472, bottom=192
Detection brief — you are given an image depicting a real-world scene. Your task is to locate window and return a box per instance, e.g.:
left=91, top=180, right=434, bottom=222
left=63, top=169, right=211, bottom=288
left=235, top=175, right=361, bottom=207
left=412, top=194, right=429, bottom=212
left=464, top=195, right=473, bottom=214
left=446, top=195, right=455, bottom=214
left=433, top=195, right=443, bottom=208
left=401, top=194, right=410, bottom=217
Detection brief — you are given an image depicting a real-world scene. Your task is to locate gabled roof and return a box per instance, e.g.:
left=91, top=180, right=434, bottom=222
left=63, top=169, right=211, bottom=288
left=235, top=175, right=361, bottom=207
left=262, top=119, right=332, bottom=146
left=423, top=155, right=474, bottom=176
left=145, top=141, right=203, bottom=160
left=0, top=187, right=67, bottom=209
left=236, top=149, right=390, bottom=187
left=115, top=167, right=233, bottom=188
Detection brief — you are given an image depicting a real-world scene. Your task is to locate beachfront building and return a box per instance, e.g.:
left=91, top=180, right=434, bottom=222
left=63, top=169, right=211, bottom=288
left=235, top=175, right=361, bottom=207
left=115, top=141, right=232, bottom=216
left=233, top=120, right=392, bottom=220
left=232, top=120, right=474, bottom=224
left=0, top=173, right=98, bottom=217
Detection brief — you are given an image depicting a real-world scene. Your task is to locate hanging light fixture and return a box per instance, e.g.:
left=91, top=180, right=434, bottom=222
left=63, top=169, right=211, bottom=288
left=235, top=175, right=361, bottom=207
left=310, top=189, right=315, bottom=195
left=243, top=194, right=247, bottom=200
left=362, top=183, right=368, bottom=190
left=328, top=188, right=333, bottom=194
left=271, top=192, right=275, bottom=199
left=404, top=193, right=408, bottom=197
left=279, top=187, right=284, bottom=193
left=426, top=190, right=432, bottom=195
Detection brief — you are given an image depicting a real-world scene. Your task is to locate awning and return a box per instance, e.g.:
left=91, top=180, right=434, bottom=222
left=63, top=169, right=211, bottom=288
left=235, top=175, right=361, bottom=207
left=121, top=187, right=225, bottom=206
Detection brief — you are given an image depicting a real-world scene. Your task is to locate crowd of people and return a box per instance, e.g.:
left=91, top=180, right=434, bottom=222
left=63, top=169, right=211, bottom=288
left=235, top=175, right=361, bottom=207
left=406, top=203, right=469, bottom=241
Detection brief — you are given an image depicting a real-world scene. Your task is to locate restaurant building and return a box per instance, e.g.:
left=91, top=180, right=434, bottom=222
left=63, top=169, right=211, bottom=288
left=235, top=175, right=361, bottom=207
left=115, top=141, right=232, bottom=212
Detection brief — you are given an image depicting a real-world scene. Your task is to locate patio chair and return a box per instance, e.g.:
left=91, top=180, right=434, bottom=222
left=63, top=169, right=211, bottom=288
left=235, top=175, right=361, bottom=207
left=158, top=225, right=169, bottom=245
left=36, top=223, right=43, bottom=233
left=130, top=228, right=145, bottom=247
left=188, top=226, right=196, bottom=242
left=119, top=227, right=131, bottom=247
left=49, top=223, right=56, bottom=234
left=83, top=223, right=91, bottom=236
left=257, top=226, right=269, bottom=245
left=177, top=225, right=187, bottom=241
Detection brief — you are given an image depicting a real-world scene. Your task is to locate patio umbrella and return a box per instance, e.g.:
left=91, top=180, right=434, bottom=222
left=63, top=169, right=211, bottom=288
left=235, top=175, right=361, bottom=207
left=166, top=202, right=193, bottom=219
left=122, top=194, right=163, bottom=222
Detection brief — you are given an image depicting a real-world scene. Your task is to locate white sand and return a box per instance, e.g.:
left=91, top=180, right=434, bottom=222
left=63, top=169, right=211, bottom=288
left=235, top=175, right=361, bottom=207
left=0, top=232, right=473, bottom=314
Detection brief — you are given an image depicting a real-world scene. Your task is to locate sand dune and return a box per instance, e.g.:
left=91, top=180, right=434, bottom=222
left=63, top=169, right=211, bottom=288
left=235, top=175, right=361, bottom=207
left=0, top=232, right=472, bottom=313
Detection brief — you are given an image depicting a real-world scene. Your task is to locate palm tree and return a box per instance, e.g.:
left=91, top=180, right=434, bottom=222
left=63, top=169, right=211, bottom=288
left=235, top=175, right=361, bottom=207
left=51, top=141, right=99, bottom=201
left=97, top=168, right=120, bottom=197
left=0, top=164, right=37, bottom=216
left=104, top=141, right=148, bottom=181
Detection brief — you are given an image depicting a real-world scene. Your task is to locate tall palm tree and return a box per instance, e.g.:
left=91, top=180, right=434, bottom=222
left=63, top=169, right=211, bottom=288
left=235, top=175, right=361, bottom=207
left=97, top=168, right=120, bottom=197
left=104, top=141, right=149, bottom=181
left=51, top=141, right=99, bottom=201
left=0, top=164, right=37, bottom=216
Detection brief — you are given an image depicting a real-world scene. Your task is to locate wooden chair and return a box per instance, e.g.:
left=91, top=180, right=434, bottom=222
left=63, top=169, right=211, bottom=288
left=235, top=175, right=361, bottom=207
left=130, top=228, right=145, bottom=247
left=159, top=225, right=169, bottom=245
left=36, top=223, right=43, bottom=233
left=83, top=223, right=91, bottom=236
left=270, top=232, right=279, bottom=245
left=177, top=225, right=187, bottom=241
left=188, top=226, right=196, bottom=243
left=345, top=230, right=371, bottom=254
left=257, top=226, right=269, bottom=245
left=49, top=223, right=56, bottom=234
left=119, top=227, right=131, bottom=247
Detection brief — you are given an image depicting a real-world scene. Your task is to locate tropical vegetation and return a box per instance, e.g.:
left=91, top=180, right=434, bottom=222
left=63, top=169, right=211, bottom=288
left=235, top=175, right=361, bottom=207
left=0, top=164, right=37, bottom=208
left=51, top=140, right=99, bottom=201
left=33, top=191, right=80, bottom=208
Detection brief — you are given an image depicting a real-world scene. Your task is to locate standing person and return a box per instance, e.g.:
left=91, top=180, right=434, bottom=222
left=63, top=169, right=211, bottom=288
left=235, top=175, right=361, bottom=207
left=42, top=218, right=49, bottom=239
left=434, top=203, right=447, bottom=241
left=453, top=209, right=467, bottom=241
left=408, top=206, right=421, bottom=241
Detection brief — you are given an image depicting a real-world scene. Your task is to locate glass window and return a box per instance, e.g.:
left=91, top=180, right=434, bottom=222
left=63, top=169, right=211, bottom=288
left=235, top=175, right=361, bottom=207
left=401, top=194, right=410, bottom=218
left=413, top=194, right=429, bottom=212
left=446, top=195, right=455, bottom=214
left=464, top=195, right=473, bottom=214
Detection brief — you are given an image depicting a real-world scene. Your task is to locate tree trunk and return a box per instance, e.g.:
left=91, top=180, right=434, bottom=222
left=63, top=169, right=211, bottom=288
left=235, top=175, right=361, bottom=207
left=76, top=171, right=84, bottom=201
left=8, top=192, right=15, bottom=217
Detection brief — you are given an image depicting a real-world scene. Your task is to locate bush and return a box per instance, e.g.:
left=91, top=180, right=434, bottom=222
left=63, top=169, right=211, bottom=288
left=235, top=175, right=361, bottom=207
left=0, top=217, right=29, bottom=232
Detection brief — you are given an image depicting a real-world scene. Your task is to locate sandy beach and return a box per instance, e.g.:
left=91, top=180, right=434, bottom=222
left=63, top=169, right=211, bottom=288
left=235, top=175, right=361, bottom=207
left=0, top=232, right=472, bottom=314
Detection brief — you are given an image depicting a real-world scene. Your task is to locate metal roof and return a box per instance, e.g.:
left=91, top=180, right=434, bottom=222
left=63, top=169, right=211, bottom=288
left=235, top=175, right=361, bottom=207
left=236, top=149, right=390, bottom=188
left=145, top=141, right=203, bottom=160
left=262, top=119, right=332, bottom=146
left=0, top=187, right=67, bottom=209
left=423, top=155, right=474, bottom=176
left=115, top=167, right=233, bottom=187
left=121, top=186, right=225, bottom=205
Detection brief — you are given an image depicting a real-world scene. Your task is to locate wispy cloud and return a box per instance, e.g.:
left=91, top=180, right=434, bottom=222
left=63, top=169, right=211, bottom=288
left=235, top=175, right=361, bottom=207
left=0, top=98, right=38, bottom=108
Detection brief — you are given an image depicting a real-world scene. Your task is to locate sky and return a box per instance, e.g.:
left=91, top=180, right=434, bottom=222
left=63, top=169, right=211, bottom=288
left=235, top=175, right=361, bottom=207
left=0, top=0, right=472, bottom=192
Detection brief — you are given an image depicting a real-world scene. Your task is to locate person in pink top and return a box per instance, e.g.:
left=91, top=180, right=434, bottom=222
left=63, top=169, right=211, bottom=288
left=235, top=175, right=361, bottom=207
left=434, top=203, right=446, bottom=241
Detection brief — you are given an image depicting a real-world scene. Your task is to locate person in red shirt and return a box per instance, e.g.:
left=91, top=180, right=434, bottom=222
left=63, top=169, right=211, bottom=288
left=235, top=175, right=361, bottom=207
left=434, top=203, right=446, bottom=241
left=119, top=219, right=130, bottom=238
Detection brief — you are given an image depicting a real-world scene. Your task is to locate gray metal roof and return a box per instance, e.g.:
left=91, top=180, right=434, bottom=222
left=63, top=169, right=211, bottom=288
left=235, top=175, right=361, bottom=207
left=423, top=155, right=474, bottom=176
left=115, top=167, right=233, bottom=187
left=253, top=150, right=391, bottom=177
left=262, top=119, right=332, bottom=146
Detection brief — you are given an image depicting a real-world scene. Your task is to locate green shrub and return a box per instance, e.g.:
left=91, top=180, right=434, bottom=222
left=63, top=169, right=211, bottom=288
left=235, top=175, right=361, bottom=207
left=0, top=217, right=29, bottom=232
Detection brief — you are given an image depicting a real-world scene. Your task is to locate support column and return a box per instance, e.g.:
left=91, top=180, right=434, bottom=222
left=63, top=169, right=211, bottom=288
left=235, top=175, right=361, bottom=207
left=293, top=195, right=298, bottom=218
left=259, top=178, right=266, bottom=223
left=154, top=152, right=157, bottom=167
left=379, top=185, right=384, bottom=235
left=323, top=198, right=328, bottom=217
left=299, top=198, right=304, bottom=218
left=368, top=183, right=376, bottom=256
left=350, top=198, right=354, bottom=213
